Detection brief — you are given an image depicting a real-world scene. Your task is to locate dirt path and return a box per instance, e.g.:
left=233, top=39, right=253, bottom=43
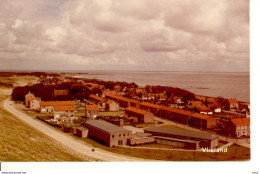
left=3, top=97, right=148, bottom=162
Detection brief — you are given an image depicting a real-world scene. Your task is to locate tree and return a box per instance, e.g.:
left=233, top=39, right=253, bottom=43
left=11, top=86, right=29, bottom=101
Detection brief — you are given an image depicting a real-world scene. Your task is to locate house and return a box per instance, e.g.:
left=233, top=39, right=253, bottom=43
left=40, top=101, right=75, bottom=113
left=27, top=82, right=33, bottom=86
left=114, top=85, right=122, bottom=91
left=54, top=89, right=68, bottom=96
left=189, top=113, right=217, bottom=129
left=89, top=94, right=106, bottom=104
left=129, top=99, right=140, bottom=108
left=105, top=94, right=131, bottom=108
left=228, top=98, right=239, bottom=111
left=125, top=107, right=154, bottom=123
left=206, top=97, right=216, bottom=104
left=173, top=97, right=183, bottom=104
left=25, top=92, right=35, bottom=107
left=53, top=105, right=75, bottom=122
left=144, top=126, right=219, bottom=149
left=195, top=96, right=206, bottom=102
left=106, top=100, right=119, bottom=111
left=208, top=103, right=221, bottom=113
left=224, top=118, right=250, bottom=137
left=83, top=120, right=132, bottom=147
left=139, top=102, right=161, bottom=115
left=28, top=98, right=41, bottom=110
left=157, top=106, right=216, bottom=129
left=189, top=101, right=212, bottom=115
left=134, top=88, right=144, bottom=95
left=85, top=105, right=99, bottom=118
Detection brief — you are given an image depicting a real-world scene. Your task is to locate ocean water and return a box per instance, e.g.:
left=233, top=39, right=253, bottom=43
left=76, top=71, right=250, bottom=102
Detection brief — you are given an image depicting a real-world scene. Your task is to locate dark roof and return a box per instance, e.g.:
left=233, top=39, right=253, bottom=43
left=84, top=120, right=130, bottom=133
left=144, top=126, right=218, bottom=140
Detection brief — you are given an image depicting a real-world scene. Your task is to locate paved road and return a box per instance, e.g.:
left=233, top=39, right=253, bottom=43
left=3, top=97, right=147, bottom=162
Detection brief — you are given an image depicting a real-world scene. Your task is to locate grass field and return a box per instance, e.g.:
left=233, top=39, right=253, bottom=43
left=0, top=95, right=85, bottom=162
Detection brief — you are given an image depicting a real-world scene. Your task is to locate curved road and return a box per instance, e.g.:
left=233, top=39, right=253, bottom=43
left=3, top=97, right=147, bottom=162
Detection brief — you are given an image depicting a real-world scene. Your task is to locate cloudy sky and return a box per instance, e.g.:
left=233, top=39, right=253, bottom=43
left=0, top=0, right=249, bottom=72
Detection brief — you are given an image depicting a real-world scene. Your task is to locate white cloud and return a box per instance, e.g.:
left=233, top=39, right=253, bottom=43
left=0, top=0, right=249, bottom=72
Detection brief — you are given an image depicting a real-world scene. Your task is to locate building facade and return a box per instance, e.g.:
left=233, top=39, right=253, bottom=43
left=40, top=101, right=75, bottom=113
left=85, top=105, right=100, bottom=118
left=106, top=100, right=119, bottom=111
left=144, top=126, right=218, bottom=149
left=225, top=118, right=250, bottom=137
left=125, top=107, right=154, bottom=123
left=53, top=105, right=75, bottom=122
left=83, top=120, right=132, bottom=147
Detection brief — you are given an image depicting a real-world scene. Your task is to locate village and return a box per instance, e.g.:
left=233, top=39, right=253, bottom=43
left=11, top=73, right=249, bottom=154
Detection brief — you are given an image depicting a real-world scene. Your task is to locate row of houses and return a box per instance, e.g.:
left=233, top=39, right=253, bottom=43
left=101, top=94, right=217, bottom=130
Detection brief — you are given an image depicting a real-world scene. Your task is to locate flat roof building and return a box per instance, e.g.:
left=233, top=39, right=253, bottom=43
left=144, top=126, right=218, bottom=149
left=83, top=120, right=132, bottom=147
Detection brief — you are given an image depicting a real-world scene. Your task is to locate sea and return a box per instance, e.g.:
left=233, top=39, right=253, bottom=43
left=74, top=71, right=250, bottom=102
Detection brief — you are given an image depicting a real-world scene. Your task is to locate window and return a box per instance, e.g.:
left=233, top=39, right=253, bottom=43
left=118, top=140, right=123, bottom=145
left=112, top=135, right=115, bottom=138
left=123, top=134, right=125, bottom=137
left=119, top=134, right=121, bottom=137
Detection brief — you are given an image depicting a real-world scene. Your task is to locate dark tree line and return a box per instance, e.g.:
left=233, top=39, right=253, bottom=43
left=0, top=72, right=58, bottom=77
left=11, top=82, right=104, bottom=101
left=147, top=85, right=195, bottom=102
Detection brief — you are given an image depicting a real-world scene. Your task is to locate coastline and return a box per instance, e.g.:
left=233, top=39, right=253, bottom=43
left=70, top=71, right=250, bottom=102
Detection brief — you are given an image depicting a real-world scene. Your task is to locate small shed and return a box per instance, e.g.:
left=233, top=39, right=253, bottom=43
left=76, top=127, right=89, bottom=138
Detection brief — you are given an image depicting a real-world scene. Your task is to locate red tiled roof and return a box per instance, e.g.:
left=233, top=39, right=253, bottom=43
left=106, top=100, right=114, bottom=104
left=125, top=107, right=148, bottom=115
left=85, top=105, right=99, bottom=111
left=105, top=94, right=131, bottom=102
left=160, top=106, right=192, bottom=116
left=231, top=118, right=250, bottom=126
left=228, top=98, right=238, bottom=104
left=195, top=96, right=206, bottom=102
left=190, top=101, right=206, bottom=108
left=89, top=94, right=105, bottom=102
left=103, top=90, right=117, bottom=95
left=40, top=101, right=75, bottom=106
left=27, top=82, right=33, bottom=86
left=140, top=102, right=161, bottom=109
left=129, top=99, right=140, bottom=104
left=135, top=88, right=144, bottom=94
left=54, top=105, right=75, bottom=111
left=206, top=98, right=216, bottom=103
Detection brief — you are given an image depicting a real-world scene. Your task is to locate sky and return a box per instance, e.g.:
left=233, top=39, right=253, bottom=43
left=0, top=0, right=249, bottom=72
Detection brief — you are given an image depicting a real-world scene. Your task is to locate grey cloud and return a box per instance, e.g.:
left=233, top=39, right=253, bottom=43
left=0, top=0, right=249, bottom=72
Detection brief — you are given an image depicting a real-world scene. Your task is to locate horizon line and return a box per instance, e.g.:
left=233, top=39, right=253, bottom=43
left=0, top=69, right=250, bottom=73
